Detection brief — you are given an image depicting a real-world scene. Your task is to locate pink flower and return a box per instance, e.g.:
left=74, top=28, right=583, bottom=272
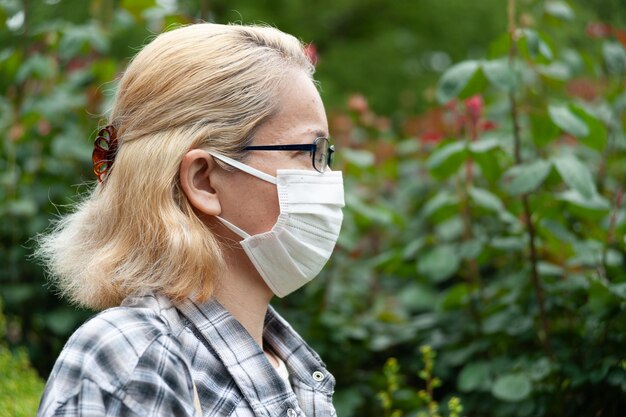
left=444, top=99, right=458, bottom=111
left=420, top=131, right=444, bottom=144
left=586, top=22, right=612, bottom=38
left=347, top=94, right=369, bottom=114
left=464, top=95, right=484, bottom=123
left=304, top=43, right=318, bottom=67
left=37, top=119, right=52, bottom=136
left=480, top=120, right=498, bottom=132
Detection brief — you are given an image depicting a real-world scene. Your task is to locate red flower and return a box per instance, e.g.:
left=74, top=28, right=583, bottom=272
left=37, top=119, right=52, bottom=136
left=420, top=131, right=444, bottom=144
left=304, top=43, right=318, bottom=67
left=347, top=94, right=369, bottom=114
left=445, top=99, right=458, bottom=111
left=586, top=22, right=612, bottom=38
left=615, top=29, right=626, bottom=48
left=566, top=78, right=601, bottom=102
left=464, top=95, right=484, bottom=123
left=480, top=120, right=498, bottom=132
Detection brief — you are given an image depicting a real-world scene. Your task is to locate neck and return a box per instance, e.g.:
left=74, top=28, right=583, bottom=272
left=213, top=242, right=274, bottom=348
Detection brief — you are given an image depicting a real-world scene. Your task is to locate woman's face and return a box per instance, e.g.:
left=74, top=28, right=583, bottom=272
left=211, top=69, right=329, bottom=238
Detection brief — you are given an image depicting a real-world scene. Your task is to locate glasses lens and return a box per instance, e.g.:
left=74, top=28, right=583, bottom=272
left=313, top=138, right=329, bottom=172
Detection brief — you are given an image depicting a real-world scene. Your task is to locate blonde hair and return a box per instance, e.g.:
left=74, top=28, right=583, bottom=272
left=36, top=23, right=315, bottom=310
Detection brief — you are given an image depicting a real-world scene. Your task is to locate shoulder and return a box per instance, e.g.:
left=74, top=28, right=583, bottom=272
left=40, top=304, right=191, bottom=414
left=61, top=305, right=175, bottom=376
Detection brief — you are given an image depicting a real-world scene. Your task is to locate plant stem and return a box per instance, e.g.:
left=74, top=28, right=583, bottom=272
left=23, top=0, right=29, bottom=37
left=507, top=0, right=553, bottom=359
left=602, top=187, right=624, bottom=278
left=459, top=182, right=483, bottom=331
left=460, top=117, right=483, bottom=331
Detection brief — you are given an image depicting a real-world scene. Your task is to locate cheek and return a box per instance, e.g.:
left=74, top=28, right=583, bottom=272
left=219, top=173, right=280, bottom=235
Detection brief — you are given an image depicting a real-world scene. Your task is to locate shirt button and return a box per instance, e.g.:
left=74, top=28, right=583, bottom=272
left=287, top=408, right=297, bottom=417
left=312, top=371, right=325, bottom=381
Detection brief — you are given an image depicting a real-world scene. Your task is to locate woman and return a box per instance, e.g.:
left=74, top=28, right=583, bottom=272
left=36, top=23, right=344, bottom=417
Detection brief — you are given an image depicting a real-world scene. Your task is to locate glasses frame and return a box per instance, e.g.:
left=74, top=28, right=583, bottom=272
left=243, top=137, right=334, bottom=173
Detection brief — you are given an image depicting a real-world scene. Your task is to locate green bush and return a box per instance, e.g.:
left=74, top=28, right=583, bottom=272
left=278, top=1, right=626, bottom=415
left=0, top=298, right=45, bottom=417
left=0, top=346, right=45, bottom=417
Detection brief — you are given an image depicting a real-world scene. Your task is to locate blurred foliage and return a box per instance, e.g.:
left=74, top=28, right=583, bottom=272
left=377, top=346, right=464, bottom=417
left=1, top=0, right=626, bottom=416
left=0, top=298, right=45, bottom=417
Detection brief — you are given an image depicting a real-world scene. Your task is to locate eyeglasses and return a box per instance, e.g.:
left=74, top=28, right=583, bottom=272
left=244, top=137, right=335, bottom=173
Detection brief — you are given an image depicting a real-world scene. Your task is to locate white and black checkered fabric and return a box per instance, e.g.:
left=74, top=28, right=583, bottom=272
left=37, top=293, right=337, bottom=417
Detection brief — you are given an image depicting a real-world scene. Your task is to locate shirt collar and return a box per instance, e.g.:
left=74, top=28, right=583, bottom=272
left=175, top=297, right=334, bottom=413
left=263, top=306, right=336, bottom=393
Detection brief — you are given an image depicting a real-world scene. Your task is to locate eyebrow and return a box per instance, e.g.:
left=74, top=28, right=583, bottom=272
left=312, top=129, right=329, bottom=138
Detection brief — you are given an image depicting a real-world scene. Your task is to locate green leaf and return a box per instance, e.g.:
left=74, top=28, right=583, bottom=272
left=472, top=149, right=504, bottom=183
left=609, top=283, right=626, bottom=299
left=538, top=62, right=572, bottom=81
left=458, top=361, right=492, bottom=392
left=602, top=41, right=626, bottom=76
left=490, top=236, right=527, bottom=251
left=341, top=148, right=375, bottom=168
left=440, top=283, right=470, bottom=310
left=502, top=160, right=552, bottom=195
left=557, top=190, right=610, bottom=211
left=488, top=33, right=512, bottom=59
left=52, top=127, right=92, bottom=163
left=25, top=84, right=87, bottom=120
left=346, top=194, right=396, bottom=225
left=15, top=54, right=56, bottom=83
left=0, top=285, right=38, bottom=305
left=0, top=96, right=11, bottom=130
left=544, top=1, right=574, bottom=20
left=43, top=309, right=84, bottom=336
left=417, top=245, right=461, bottom=282
left=469, top=137, right=502, bottom=153
left=5, top=199, right=37, bottom=217
left=492, top=373, right=532, bottom=402
left=436, top=60, right=480, bottom=104
left=333, top=388, right=364, bottom=417
left=569, top=105, right=607, bottom=151
left=521, top=29, right=553, bottom=62
left=552, top=155, right=597, bottom=199
left=458, top=67, right=488, bottom=99
left=548, top=105, right=589, bottom=138
left=58, top=23, right=110, bottom=60
left=435, top=217, right=464, bottom=241
left=421, top=190, right=459, bottom=218
left=426, top=141, right=467, bottom=179
left=538, top=262, right=564, bottom=276
left=458, top=239, right=483, bottom=260
left=482, top=306, right=532, bottom=336
left=397, top=283, right=439, bottom=311
left=530, top=112, right=560, bottom=146
left=403, top=237, right=426, bottom=260
left=529, top=358, right=552, bottom=381
left=469, top=186, right=505, bottom=212
left=482, top=59, right=517, bottom=92
left=522, top=29, right=540, bottom=58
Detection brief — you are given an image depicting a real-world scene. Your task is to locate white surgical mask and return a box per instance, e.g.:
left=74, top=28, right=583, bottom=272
left=207, top=151, right=345, bottom=297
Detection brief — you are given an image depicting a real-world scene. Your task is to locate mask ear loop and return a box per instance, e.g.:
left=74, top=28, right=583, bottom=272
left=215, top=216, right=250, bottom=240
left=205, top=151, right=274, bottom=240
left=206, top=151, right=277, bottom=185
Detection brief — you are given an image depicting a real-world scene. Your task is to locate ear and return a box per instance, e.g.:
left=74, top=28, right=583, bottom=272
left=179, top=149, right=222, bottom=216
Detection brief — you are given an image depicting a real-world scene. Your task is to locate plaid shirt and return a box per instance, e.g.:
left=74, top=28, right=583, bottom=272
left=37, top=293, right=337, bottom=417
